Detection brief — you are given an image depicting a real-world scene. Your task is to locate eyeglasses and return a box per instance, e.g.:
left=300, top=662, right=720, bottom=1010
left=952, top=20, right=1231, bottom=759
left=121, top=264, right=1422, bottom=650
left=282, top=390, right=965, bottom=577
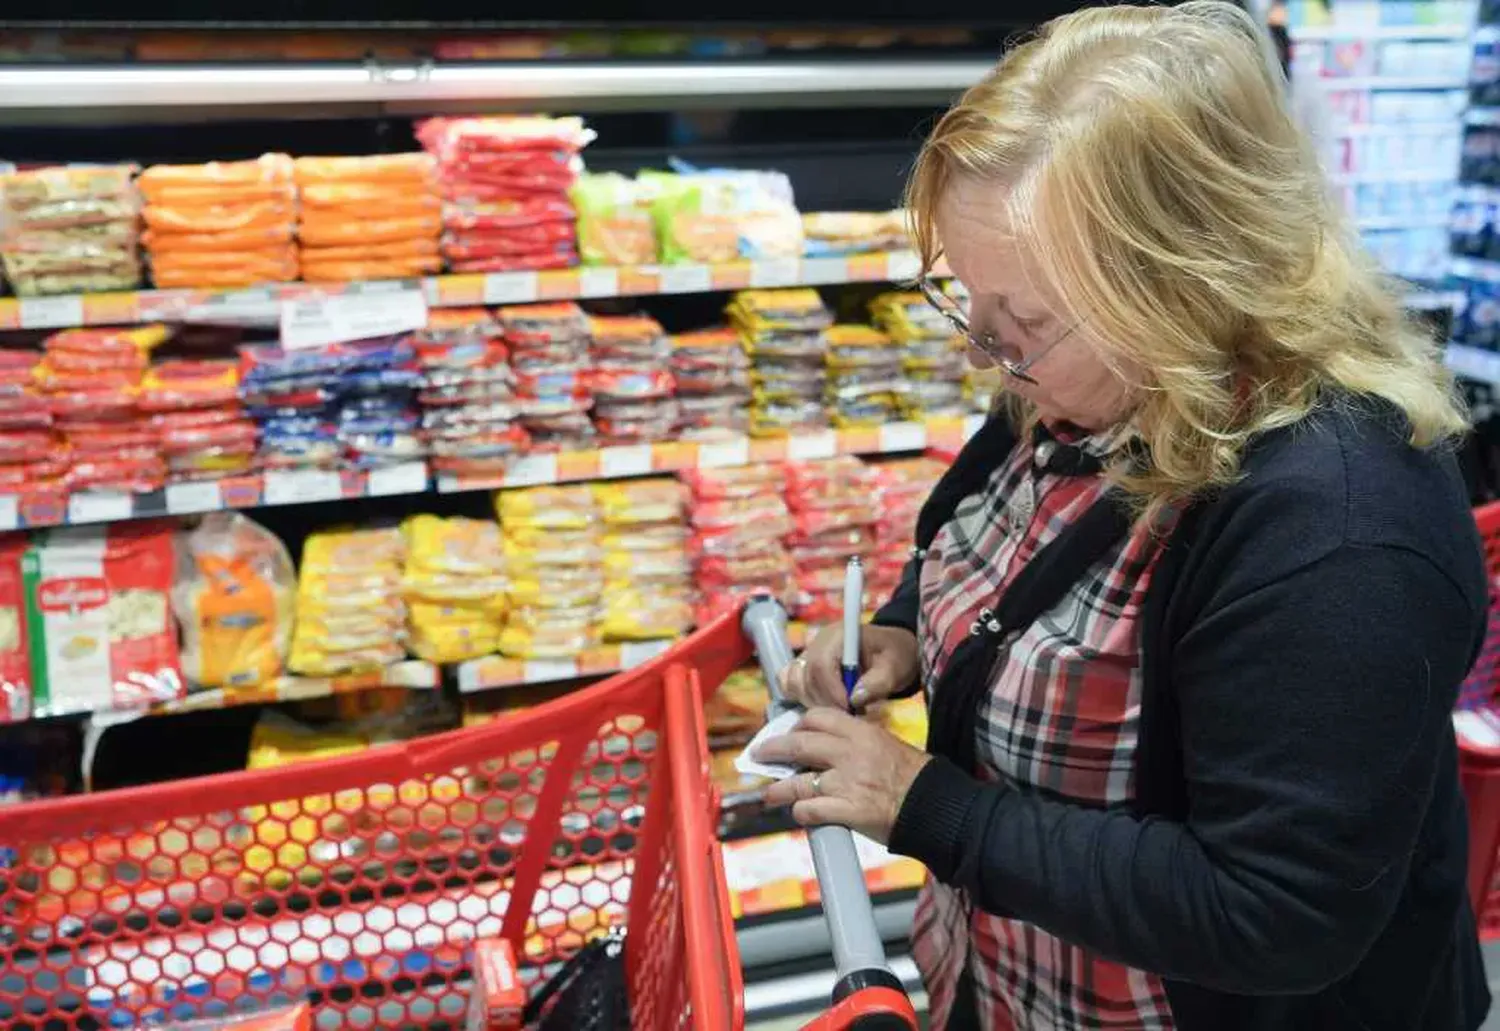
left=918, top=277, right=1077, bottom=386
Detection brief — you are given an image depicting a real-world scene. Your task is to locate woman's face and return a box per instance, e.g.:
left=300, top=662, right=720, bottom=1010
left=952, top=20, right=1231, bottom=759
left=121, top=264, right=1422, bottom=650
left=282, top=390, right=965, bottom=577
left=935, top=176, right=1136, bottom=432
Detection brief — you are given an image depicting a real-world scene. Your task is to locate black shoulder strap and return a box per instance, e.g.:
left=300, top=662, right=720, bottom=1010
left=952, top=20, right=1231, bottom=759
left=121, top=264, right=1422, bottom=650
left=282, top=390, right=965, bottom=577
left=926, top=491, right=1135, bottom=773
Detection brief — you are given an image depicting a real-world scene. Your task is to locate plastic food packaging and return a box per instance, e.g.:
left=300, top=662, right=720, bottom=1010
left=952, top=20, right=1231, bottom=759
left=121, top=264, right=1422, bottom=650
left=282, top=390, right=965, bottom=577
left=644, top=166, right=803, bottom=263
left=1, top=165, right=143, bottom=295
left=22, top=521, right=184, bottom=714
left=802, top=210, right=908, bottom=255
left=570, top=172, right=657, bottom=265
left=172, top=513, right=295, bottom=690
left=289, top=527, right=408, bottom=676
left=419, top=115, right=591, bottom=273
left=139, top=154, right=297, bottom=289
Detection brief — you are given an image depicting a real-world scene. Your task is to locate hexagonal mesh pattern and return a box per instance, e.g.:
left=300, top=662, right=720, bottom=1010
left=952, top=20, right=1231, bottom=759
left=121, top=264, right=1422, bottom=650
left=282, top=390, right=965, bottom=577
left=0, top=617, right=750, bottom=1031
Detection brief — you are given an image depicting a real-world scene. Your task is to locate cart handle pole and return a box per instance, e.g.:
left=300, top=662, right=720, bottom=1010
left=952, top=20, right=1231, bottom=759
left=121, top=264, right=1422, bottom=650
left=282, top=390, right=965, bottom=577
left=742, top=599, right=899, bottom=983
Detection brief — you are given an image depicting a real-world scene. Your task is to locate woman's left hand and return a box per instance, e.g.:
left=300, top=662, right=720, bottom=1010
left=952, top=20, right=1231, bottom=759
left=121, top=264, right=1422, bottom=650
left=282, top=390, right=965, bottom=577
left=757, top=707, right=933, bottom=844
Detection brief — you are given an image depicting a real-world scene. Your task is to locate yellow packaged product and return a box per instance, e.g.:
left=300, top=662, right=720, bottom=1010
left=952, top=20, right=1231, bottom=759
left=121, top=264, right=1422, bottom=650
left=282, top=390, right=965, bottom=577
left=403, top=570, right=508, bottom=604
left=725, top=288, right=832, bottom=333
left=508, top=571, right=604, bottom=609
left=406, top=620, right=500, bottom=664
left=869, top=290, right=953, bottom=341
left=301, top=526, right=405, bottom=574
left=494, top=484, right=598, bottom=529
left=592, top=479, right=689, bottom=526
left=599, top=593, right=693, bottom=641
left=401, top=514, right=505, bottom=576
left=498, top=622, right=599, bottom=660
left=171, top=512, right=295, bottom=690
left=287, top=638, right=406, bottom=676
left=503, top=535, right=602, bottom=569
left=408, top=597, right=506, bottom=626
left=705, top=667, right=770, bottom=740
left=294, top=588, right=406, bottom=627
left=601, top=549, right=692, bottom=582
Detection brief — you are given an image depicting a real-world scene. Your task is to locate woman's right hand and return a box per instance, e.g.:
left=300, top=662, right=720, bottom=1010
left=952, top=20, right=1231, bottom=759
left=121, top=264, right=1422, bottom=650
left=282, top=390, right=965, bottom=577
left=779, top=623, right=921, bottom=711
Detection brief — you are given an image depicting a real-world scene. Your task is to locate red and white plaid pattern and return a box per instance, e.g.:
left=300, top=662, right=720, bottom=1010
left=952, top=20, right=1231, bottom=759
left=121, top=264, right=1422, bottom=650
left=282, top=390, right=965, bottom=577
left=913, top=429, right=1175, bottom=1030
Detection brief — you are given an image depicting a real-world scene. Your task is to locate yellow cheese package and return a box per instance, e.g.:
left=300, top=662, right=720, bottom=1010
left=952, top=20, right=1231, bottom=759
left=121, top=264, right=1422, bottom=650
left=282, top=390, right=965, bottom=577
left=726, top=288, right=832, bottom=333
left=501, top=528, right=601, bottom=569
left=301, top=526, right=405, bottom=574
left=599, top=591, right=693, bottom=641
left=171, top=513, right=295, bottom=690
left=406, top=616, right=501, bottom=664
left=494, top=484, right=599, bottom=530
left=498, top=621, right=599, bottom=660
left=402, top=514, right=505, bottom=576
left=288, top=526, right=407, bottom=676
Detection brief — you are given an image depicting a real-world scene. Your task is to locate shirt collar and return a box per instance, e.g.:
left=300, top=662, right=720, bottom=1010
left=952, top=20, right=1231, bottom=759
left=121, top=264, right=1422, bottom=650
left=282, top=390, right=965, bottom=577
left=1031, top=419, right=1135, bottom=476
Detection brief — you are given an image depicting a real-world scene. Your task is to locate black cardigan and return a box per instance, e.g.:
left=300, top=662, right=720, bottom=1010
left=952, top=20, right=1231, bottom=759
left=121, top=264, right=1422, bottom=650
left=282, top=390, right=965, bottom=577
left=877, top=400, right=1494, bottom=1031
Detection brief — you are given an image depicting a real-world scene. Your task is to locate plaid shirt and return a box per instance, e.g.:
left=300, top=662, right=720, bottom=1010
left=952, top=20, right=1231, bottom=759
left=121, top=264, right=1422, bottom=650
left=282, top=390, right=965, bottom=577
left=912, top=425, right=1175, bottom=1030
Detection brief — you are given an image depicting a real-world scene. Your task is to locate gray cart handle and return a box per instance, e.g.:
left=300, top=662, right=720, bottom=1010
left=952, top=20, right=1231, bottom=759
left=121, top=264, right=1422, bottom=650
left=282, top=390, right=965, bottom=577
left=742, top=598, right=908, bottom=997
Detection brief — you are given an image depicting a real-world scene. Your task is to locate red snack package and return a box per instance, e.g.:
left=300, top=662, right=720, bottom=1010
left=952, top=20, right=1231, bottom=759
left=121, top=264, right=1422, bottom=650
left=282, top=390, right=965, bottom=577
left=150, top=407, right=247, bottom=431
left=0, top=454, right=70, bottom=489
left=466, top=937, right=524, bottom=1031
left=46, top=384, right=139, bottom=418
left=138, top=360, right=240, bottom=412
left=66, top=455, right=168, bottom=493
left=449, top=251, right=578, bottom=274
left=417, top=114, right=594, bottom=156
left=157, top=418, right=259, bottom=455
left=681, top=462, right=784, bottom=502
left=0, top=390, right=53, bottom=429
left=442, top=196, right=577, bottom=230
left=0, top=431, right=60, bottom=464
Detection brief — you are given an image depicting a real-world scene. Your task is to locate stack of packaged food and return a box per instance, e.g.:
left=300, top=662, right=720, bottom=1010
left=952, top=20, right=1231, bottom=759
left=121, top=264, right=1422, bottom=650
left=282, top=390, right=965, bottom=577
left=238, top=336, right=422, bottom=475
left=35, top=325, right=172, bottom=494
left=293, top=154, right=442, bottom=283
left=587, top=314, right=676, bottom=447
left=171, top=512, right=296, bottom=690
left=684, top=464, right=795, bottom=625
left=939, top=278, right=998, bottom=412
left=288, top=526, right=408, bottom=676
left=868, top=456, right=945, bottom=599
left=783, top=456, right=879, bottom=623
left=647, top=167, right=803, bottom=264
left=400, top=514, right=508, bottom=664
left=0, top=164, right=143, bottom=296
left=0, top=349, right=59, bottom=496
left=418, top=115, right=594, bottom=274
left=138, top=155, right=298, bottom=290
left=594, top=478, right=694, bottom=642
left=142, top=357, right=256, bottom=485
left=824, top=324, right=903, bottom=428
left=801, top=210, right=908, bottom=257
left=869, top=291, right=968, bottom=419
left=496, top=302, right=594, bottom=452
left=414, top=308, right=526, bottom=480
left=496, top=484, right=603, bottom=658
left=668, top=327, right=752, bottom=440
left=570, top=172, right=658, bottom=266
left=728, top=288, right=833, bottom=438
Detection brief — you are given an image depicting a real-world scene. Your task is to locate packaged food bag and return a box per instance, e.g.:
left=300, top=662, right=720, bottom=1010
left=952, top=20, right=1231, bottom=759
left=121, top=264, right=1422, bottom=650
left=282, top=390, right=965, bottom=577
left=0, top=534, right=31, bottom=721
left=22, top=521, right=183, bottom=715
left=172, top=512, right=296, bottom=690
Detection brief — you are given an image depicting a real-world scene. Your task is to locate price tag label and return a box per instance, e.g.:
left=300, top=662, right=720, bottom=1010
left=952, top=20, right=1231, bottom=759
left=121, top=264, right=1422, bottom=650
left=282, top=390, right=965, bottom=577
left=0, top=496, right=17, bottom=532
left=188, top=287, right=280, bottom=326
left=67, top=491, right=134, bottom=525
left=19, top=295, right=85, bottom=329
left=164, top=480, right=225, bottom=515
left=886, top=251, right=922, bottom=283
left=483, top=271, right=541, bottom=305
left=620, top=639, right=672, bottom=669
left=878, top=422, right=927, bottom=453
left=367, top=461, right=428, bottom=497
left=787, top=431, right=838, bottom=462
left=263, top=469, right=342, bottom=506
left=599, top=446, right=653, bottom=479
left=503, top=454, right=559, bottom=487
left=578, top=268, right=620, bottom=298
left=800, top=257, right=848, bottom=285
left=280, top=288, right=428, bottom=351
left=696, top=438, right=750, bottom=469
left=523, top=659, right=579, bottom=684
left=750, top=257, right=801, bottom=288
left=657, top=264, right=713, bottom=295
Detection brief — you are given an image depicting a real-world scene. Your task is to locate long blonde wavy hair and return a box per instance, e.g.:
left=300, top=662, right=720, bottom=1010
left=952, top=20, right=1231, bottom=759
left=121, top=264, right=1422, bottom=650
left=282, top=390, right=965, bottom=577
left=907, top=0, right=1466, bottom=518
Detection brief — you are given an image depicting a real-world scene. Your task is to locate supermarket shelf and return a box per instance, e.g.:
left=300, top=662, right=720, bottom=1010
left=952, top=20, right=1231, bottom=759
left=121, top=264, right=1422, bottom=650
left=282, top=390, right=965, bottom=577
left=438, top=416, right=984, bottom=493
left=0, top=251, right=927, bottom=330
left=1316, top=74, right=1470, bottom=91
left=0, top=417, right=979, bottom=531
left=1357, top=213, right=1453, bottom=230
left=1447, top=343, right=1500, bottom=386
left=1333, top=120, right=1465, bottom=137
left=30, top=660, right=440, bottom=724
left=1467, top=107, right=1500, bottom=127
left=1404, top=289, right=1467, bottom=311
left=0, top=58, right=994, bottom=119
left=1292, top=23, right=1474, bottom=40
left=1476, top=25, right=1500, bottom=44
left=0, top=461, right=430, bottom=531
left=457, top=640, right=677, bottom=692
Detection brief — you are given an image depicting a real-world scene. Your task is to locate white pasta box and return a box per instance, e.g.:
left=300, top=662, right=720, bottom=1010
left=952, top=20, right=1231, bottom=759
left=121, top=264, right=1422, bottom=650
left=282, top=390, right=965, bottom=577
left=22, top=523, right=184, bottom=717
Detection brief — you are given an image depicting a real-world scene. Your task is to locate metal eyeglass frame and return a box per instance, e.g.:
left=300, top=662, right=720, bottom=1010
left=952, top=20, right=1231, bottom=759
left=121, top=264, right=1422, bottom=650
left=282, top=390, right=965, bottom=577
left=918, top=276, right=1077, bottom=386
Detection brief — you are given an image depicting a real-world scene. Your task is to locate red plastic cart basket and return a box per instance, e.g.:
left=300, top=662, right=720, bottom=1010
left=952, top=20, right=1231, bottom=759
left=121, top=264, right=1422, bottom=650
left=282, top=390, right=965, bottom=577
left=0, top=610, right=753, bottom=1030
left=1458, top=500, right=1500, bottom=938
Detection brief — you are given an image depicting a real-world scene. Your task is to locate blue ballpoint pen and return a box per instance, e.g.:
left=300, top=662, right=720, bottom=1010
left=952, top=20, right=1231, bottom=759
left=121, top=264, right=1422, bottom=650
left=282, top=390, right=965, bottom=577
left=841, top=556, right=864, bottom=709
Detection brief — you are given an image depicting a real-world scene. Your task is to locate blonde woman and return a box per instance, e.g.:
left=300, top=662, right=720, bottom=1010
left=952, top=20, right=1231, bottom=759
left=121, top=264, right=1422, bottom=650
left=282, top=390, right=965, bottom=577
left=759, top=3, right=1491, bottom=1029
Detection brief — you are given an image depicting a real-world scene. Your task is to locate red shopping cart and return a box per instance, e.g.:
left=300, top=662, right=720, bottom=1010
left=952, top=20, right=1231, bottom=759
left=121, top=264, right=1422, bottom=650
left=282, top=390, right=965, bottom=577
left=1459, top=500, right=1500, bottom=938
left=0, top=601, right=917, bottom=1030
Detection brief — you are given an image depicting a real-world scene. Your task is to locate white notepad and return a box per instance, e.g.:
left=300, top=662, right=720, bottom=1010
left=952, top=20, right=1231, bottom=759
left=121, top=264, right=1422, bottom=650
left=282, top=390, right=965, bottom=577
left=734, top=709, right=804, bottom=781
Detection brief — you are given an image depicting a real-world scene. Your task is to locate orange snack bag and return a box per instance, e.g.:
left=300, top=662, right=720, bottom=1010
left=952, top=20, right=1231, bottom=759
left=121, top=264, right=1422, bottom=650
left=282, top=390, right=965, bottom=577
left=299, top=213, right=443, bottom=247
left=292, top=153, right=436, bottom=184
left=142, top=224, right=295, bottom=252
left=301, top=256, right=443, bottom=282
left=137, top=154, right=294, bottom=193
left=143, top=200, right=297, bottom=235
